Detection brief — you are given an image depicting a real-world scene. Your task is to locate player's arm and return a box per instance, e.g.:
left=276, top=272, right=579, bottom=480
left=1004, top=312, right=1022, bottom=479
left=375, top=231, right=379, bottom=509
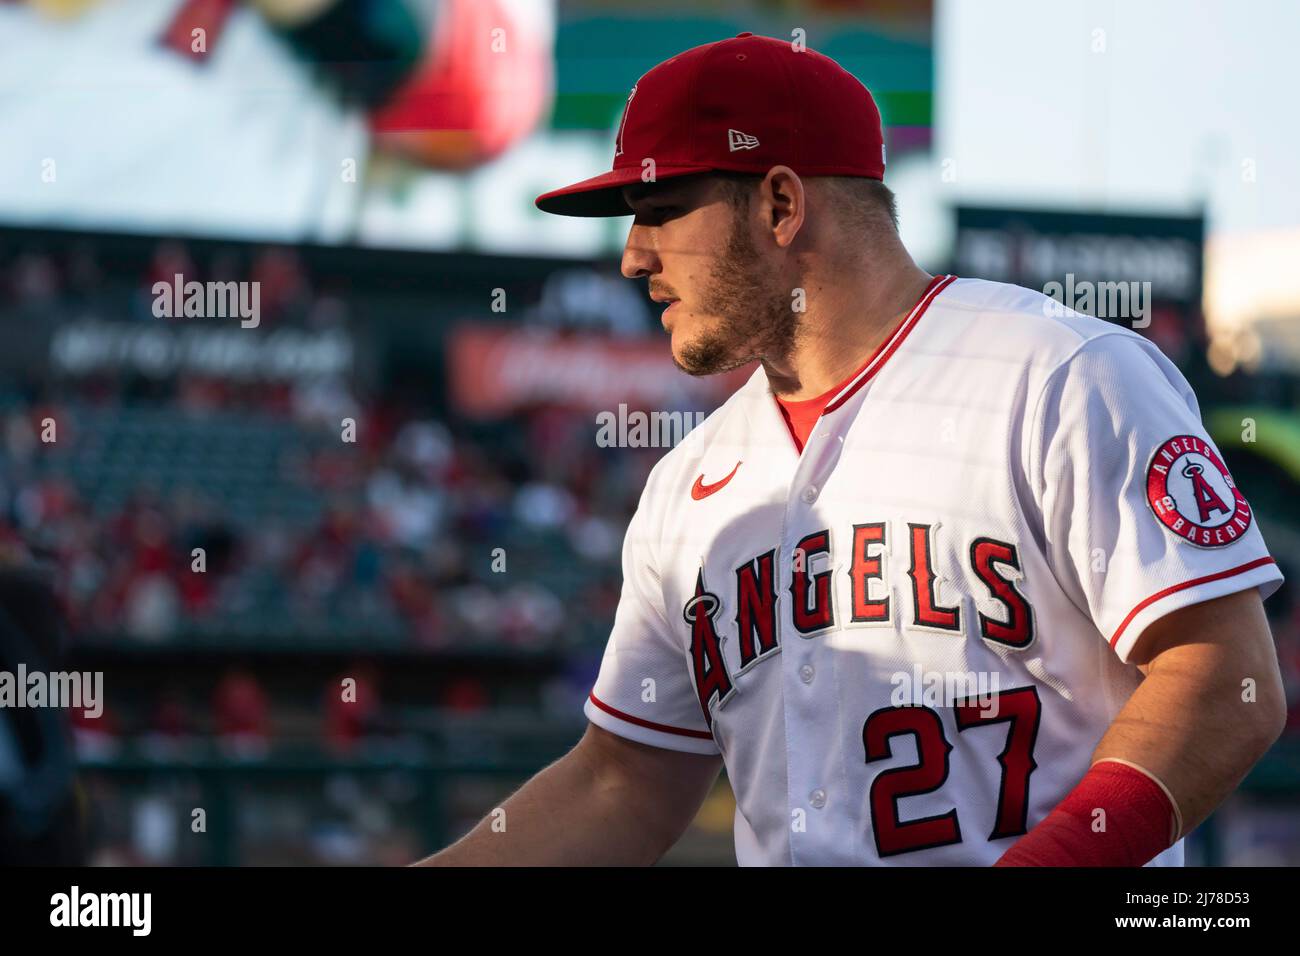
left=1096, top=587, right=1286, bottom=836
left=413, top=723, right=722, bottom=866
left=997, top=588, right=1285, bottom=867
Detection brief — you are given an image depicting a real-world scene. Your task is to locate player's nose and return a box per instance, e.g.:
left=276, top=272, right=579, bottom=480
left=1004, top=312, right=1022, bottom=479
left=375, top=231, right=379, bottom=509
left=620, top=223, right=660, bottom=280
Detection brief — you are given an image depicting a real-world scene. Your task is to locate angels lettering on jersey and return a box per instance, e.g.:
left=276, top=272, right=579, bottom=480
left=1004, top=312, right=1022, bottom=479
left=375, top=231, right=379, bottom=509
left=684, top=524, right=1035, bottom=727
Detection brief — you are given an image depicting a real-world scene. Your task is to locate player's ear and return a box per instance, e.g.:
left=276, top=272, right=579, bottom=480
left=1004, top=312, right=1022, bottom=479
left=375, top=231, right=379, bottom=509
left=761, top=166, right=805, bottom=248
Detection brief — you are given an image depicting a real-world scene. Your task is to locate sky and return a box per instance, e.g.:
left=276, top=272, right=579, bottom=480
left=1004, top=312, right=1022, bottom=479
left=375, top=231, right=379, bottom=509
left=902, top=0, right=1300, bottom=333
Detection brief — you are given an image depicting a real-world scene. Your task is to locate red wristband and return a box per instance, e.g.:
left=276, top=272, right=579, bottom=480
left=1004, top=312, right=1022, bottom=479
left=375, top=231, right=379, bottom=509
left=994, top=760, right=1177, bottom=867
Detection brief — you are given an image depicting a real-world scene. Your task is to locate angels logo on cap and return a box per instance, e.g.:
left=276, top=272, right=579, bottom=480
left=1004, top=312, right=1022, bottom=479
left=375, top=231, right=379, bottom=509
left=1145, top=435, right=1253, bottom=548
left=613, top=84, right=637, bottom=158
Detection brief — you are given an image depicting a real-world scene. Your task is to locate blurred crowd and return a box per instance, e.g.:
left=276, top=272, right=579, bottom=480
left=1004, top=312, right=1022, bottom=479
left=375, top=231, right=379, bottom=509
left=0, top=237, right=655, bottom=658
left=0, top=378, right=640, bottom=654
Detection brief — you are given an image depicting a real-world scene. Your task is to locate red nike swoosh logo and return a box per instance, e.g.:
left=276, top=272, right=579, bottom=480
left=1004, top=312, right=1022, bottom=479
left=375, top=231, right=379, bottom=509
left=691, top=461, right=742, bottom=500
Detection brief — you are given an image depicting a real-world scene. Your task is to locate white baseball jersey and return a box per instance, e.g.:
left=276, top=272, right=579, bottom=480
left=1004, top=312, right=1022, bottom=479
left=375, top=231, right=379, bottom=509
left=585, top=274, right=1283, bottom=866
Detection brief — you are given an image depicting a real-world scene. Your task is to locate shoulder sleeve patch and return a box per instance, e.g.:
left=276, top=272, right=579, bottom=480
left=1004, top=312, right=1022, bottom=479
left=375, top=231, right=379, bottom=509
left=1145, top=434, right=1253, bottom=548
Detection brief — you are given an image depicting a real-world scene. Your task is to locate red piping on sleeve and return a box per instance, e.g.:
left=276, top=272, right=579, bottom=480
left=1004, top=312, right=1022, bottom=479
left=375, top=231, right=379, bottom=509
left=1109, top=557, right=1277, bottom=649
left=588, top=692, right=715, bottom=740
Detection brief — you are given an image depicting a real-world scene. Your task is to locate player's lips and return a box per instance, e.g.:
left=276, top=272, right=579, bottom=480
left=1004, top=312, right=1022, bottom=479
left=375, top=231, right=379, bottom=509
left=651, top=293, right=681, bottom=327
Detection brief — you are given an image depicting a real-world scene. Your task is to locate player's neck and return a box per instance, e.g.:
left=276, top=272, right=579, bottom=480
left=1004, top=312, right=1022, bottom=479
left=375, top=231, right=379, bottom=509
left=763, top=253, right=933, bottom=400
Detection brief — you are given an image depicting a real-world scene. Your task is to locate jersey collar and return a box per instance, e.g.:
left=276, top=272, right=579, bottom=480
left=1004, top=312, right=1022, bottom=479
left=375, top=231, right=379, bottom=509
left=738, top=274, right=957, bottom=456
left=821, top=273, right=957, bottom=415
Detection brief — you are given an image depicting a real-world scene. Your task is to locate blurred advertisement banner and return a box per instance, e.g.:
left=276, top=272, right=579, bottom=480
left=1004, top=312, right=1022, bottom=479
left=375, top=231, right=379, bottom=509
left=49, top=320, right=354, bottom=381
left=954, top=206, right=1204, bottom=308
left=0, top=0, right=555, bottom=243
left=0, top=3, right=937, bottom=258
left=447, top=325, right=747, bottom=419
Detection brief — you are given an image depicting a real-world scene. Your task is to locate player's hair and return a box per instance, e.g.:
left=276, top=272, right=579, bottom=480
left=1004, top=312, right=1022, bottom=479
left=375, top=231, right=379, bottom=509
left=712, top=171, right=899, bottom=234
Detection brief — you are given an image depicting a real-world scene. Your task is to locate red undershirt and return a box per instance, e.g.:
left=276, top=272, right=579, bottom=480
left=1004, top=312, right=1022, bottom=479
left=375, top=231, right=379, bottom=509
left=774, top=337, right=895, bottom=453
left=772, top=274, right=949, bottom=453
left=774, top=378, right=848, bottom=454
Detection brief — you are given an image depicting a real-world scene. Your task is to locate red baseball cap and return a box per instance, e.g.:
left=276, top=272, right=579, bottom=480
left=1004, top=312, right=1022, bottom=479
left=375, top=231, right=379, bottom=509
left=535, top=33, right=886, bottom=218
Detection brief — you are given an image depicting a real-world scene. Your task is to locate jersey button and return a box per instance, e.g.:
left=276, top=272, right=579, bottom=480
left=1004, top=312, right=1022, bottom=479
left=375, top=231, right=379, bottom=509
left=800, top=485, right=818, bottom=504
left=809, top=789, right=827, bottom=809
left=799, top=664, right=815, bottom=684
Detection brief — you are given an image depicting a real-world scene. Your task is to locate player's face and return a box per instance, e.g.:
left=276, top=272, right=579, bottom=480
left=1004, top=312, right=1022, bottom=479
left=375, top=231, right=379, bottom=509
left=621, top=176, right=796, bottom=376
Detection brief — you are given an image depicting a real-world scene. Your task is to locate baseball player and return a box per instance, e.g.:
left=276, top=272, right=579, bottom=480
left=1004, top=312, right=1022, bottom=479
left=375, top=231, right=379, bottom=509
left=419, top=34, right=1287, bottom=866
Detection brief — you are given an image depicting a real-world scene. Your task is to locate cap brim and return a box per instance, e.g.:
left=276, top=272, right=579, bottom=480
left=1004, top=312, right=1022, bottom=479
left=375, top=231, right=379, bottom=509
left=535, top=164, right=715, bottom=217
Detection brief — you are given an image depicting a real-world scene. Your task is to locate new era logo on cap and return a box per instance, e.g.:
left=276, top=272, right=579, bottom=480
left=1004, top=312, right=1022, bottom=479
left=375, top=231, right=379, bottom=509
left=727, top=128, right=760, bottom=152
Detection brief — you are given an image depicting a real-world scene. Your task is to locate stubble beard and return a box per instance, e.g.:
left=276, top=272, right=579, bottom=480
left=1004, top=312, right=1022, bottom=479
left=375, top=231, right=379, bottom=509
left=671, top=211, right=799, bottom=377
